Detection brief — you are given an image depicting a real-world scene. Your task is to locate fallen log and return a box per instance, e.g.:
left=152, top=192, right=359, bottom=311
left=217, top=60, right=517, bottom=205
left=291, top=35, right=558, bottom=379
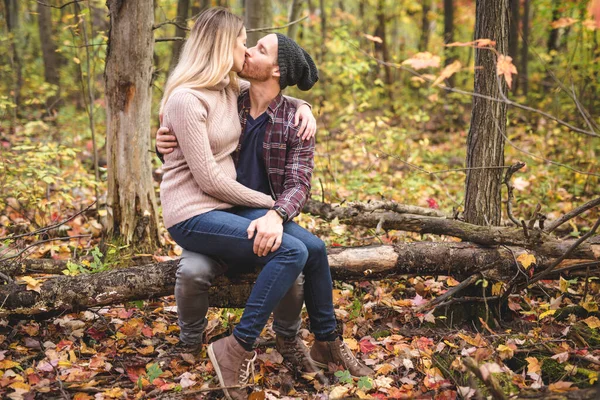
left=302, top=200, right=600, bottom=260
left=0, top=242, right=565, bottom=318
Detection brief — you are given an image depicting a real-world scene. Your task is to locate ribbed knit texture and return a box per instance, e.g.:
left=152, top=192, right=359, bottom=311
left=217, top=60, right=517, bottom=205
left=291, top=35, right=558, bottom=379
left=160, top=78, right=274, bottom=229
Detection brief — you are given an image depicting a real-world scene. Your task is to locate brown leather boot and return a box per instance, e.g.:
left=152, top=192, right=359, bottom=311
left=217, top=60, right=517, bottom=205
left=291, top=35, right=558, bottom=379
left=275, top=335, right=329, bottom=385
left=208, top=335, right=256, bottom=400
left=310, top=337, right=374, bottom=377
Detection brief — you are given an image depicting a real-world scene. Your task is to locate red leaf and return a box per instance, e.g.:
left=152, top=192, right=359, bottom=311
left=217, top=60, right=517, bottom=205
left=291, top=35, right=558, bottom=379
left=426, top=198, right=439, bottom=209
left=126, top=366, right=145, bottom=384
left=86, top=327, right=106, bottom=341
left=359, top=339, right=377, bottom=354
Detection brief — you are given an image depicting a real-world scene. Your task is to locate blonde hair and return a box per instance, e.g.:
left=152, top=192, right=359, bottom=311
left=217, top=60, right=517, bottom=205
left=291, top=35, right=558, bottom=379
left=160, top=8, right=244, bottom=112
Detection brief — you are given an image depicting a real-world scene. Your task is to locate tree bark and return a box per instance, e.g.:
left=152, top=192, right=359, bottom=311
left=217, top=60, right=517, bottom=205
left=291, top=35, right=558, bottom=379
left=0, top=243, right=562, bottom=318
left=444, top=0, right=455, bottom=86
left=287, top=0, right=304, bottom=41
left=190, top=0, right=210, bottom=18
left=520, top=0, right=529, bottom=96
left=375, top=0, right=393, bottom=89
left=419, top=0, right=431, bottom=52
left=104, top=0, right=160, bottom=249
left=168, top=0, right=190, bottom=75
left=464, top=0, right=509, bottom=226
left=245, top=0, right=272, bottom=47
left=319, top=0, right=326, bottom=61
left=508, top=0, right=519, bottom=94
left=3, top=0, right=21, bottom=129
left=37, top=1, right=61, bottom=112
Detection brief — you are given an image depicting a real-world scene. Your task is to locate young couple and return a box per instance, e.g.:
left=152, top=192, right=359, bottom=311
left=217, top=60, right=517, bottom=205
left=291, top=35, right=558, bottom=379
left=157, top=7, right=372, bottom=399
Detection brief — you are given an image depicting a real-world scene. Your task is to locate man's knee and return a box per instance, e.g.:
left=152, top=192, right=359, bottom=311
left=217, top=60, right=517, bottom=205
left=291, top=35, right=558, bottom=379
left=306, top=237, right=327, bottom=259
left=176, top=250, right=226, bottom=292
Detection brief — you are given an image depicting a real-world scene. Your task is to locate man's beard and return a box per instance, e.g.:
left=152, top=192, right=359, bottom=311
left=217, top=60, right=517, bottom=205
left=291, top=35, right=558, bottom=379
left=238, top=61, right=272, bottom=82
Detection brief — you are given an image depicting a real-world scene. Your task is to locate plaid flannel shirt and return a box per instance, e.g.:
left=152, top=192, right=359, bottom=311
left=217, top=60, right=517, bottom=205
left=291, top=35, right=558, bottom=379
left=233, top=90, right=315, bottom=221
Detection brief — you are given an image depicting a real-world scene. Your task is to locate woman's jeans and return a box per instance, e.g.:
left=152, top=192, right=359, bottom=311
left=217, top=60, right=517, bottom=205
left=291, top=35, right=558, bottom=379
left=168, top=208, right=336, bottom=346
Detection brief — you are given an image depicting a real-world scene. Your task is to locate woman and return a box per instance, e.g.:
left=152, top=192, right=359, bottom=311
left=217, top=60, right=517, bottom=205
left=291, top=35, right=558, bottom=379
left=160, top=8, right=370, bottom=400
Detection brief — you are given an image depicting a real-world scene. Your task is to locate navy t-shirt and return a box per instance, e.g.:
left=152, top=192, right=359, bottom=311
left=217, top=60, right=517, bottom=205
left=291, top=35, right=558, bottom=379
left=236, top=112, right=272, bottom=196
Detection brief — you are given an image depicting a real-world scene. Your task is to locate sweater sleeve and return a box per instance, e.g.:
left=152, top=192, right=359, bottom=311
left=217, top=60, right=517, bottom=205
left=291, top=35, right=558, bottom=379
left=165, top=92, right=275, bottom=209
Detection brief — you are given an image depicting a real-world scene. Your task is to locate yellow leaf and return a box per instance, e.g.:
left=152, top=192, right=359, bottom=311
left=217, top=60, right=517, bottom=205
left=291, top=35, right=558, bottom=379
left=497, top=344, right=515, bottom=360
left=559, top=277, right=570, bottom=293
left=9, top=381, right=30, bottom=391
left=492, top=282, right=504, bottom=296
left=582, top=316, right=600, bottom=329
left=432, top=60, right=462, bottom=86
left=363, top=33, right=383, bottom=43
left=402, top=52, right=441, bottom=70
left=344, top=337, right=359, bottom=351
left=446, top=277, right=460, bottom=287
left=539, top=309, right=556, bottom=320
left=73, top=57, right=81, bottom=64
left=549, top=381, right=575, bottom=393
left=497, top=55, right=518, bottom=88
left=103, top=387, right=124, bottom=399
left=526, top=357, right=541, bottom=375
left=551, top=17, right=578, bottom=29
left=20, top=276, right=42, bottom=293
left=329, top=385, right=350, bottom=399
left=0, top=360, right=20, bottom=370
left=516, top=253, right=536, bottom=270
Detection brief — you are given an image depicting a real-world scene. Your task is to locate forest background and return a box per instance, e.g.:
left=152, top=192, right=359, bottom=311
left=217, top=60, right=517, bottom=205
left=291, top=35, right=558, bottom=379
left=1, top=0, right=600, bottom=399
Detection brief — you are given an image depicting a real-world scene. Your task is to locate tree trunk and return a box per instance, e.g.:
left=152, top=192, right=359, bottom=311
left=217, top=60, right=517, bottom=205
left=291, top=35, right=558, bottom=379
left=419, top=0, right=431, bottom=52
left=375, top=0, right=393, bottom=90
left=3, top=0, right=21, bottom=129
left=245, top=0, right=272, bottom=47
left=36, top=1, right=61, bottom=113
left=168, top=0, right=190, bottom=75
left=508, top=0, right=519, bottom=94
left=301, top=200, right=600, bottom=260
left=319, top=0, right=326, bottom=61
left=0, top=243, right=565, bottom=318
left=104, top=0, right=160, bottom=250
left=287, top=0, right=304, bottom=41
left=190, top=0, right=210, bottom=18
left=520, top=0, right=529, bottom=96
left=443, top=0, right=455, bottom=86
left=464, top=0, right=509, bottom=226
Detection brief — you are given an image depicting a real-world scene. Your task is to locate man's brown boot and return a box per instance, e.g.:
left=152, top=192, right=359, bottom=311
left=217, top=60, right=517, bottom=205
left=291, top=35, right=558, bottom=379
left=208, top=335, right=256, bottom=400
left=275, top=335, right=329, bottom=385
left=310, top=337, right=374, bottom=377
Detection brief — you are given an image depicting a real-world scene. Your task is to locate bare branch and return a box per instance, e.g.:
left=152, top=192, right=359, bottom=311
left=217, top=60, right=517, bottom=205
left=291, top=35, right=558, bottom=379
left=36, top=0, right=84, bottom=9
left=545, top=197, right=600, bottom=234
left=503, top=162, right=526, bottom=226
left=155, top=37, right=185, bottom=43
left=247, top=16, right=309, bottom=33
left=525, top=216, right=600, bottom=288
left=153, top=21, right=189, bottom=31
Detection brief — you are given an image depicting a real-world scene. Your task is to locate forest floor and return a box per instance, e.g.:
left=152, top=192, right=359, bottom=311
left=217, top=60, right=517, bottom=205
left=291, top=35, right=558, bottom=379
left=1, top=113, right=600, bottom=399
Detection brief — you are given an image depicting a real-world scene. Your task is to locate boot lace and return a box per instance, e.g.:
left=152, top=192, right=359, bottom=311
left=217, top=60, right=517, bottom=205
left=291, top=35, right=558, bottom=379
left=283, top=337, right=308, bottom=364
left=238, top=351, right=257, bottom=385
left=339, top=342, right=360, bottom=368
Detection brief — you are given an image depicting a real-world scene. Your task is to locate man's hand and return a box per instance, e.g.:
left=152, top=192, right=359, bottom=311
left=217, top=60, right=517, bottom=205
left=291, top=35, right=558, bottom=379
left=156, top=126, right=178, bottom=155
left=247, top=210, right=284, bottom=256
left=293, top=104, right=317, bottom=141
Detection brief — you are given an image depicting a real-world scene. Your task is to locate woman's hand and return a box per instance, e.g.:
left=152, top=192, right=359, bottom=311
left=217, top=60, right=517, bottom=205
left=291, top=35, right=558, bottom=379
left=293, top=104, right=317, bottom=141
left=156, top=126, right=178, bottom=155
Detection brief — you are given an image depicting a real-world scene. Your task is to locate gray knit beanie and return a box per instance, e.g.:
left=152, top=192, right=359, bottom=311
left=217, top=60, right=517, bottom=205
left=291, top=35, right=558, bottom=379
left=275, top=33, right=319, bottom=91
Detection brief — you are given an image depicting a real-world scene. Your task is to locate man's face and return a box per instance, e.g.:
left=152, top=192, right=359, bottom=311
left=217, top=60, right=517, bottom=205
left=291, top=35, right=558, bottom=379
left=238, top=33, right=279, bottom=82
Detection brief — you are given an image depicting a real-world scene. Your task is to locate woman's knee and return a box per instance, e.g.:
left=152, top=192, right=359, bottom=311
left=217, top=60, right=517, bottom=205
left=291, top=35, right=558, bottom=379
left=176, top=250, right=225, bottom=290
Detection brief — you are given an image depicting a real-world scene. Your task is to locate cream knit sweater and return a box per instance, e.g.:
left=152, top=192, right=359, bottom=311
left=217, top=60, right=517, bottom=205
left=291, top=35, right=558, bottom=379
left=160, top=77, right=275, bottom=229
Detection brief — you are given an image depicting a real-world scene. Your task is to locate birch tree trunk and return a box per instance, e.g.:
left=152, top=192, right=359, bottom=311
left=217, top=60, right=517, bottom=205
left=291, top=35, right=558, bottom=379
left=36, top=1, right=61, bottom=112
left=245, top=0, right=272, bottom=47
left=104, top=0, right=160, bottom=250
left=464, top=0, right=509, bottom=226
left=287, top=0, right=304, bottom=41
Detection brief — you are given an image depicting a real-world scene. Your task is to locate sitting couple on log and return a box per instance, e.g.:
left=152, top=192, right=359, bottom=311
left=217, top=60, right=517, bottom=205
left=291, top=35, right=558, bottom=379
left=156, top=7, right=372, bottom=399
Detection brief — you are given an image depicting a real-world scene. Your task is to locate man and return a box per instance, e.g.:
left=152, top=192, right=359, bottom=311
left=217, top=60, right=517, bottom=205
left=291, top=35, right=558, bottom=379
left=157, top=33, right=372, bottom=382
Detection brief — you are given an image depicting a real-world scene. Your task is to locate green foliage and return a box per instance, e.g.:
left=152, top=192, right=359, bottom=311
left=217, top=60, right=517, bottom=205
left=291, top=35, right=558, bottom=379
left=357, top=376, right=373, bottom=390
left=61, top=247, right=108, bottom=275
left=334, top=370, right=353, bottom=385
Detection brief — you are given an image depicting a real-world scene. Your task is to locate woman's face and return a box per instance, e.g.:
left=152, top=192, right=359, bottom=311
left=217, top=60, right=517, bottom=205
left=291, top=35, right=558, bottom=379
left=232, top=27, right=247, bottom=73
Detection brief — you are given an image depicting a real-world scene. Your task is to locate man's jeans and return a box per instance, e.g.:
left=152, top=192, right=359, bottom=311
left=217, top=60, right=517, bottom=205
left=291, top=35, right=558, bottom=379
left=168, top=208, right=336, bottom=346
